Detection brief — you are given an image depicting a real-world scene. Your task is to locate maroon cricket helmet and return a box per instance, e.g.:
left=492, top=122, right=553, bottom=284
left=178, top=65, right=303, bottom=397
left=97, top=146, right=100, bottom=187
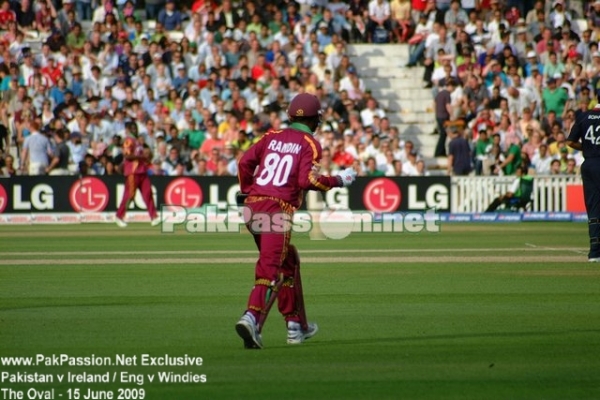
left=287, top=93, right=322, bottom=120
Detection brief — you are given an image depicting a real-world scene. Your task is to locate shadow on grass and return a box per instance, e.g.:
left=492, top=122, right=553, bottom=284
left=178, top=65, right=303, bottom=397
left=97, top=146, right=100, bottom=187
left=289, top=329, right=600, bottom=348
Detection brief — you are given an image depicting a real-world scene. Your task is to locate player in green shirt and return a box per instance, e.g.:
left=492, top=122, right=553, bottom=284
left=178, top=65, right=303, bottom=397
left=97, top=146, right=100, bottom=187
left=485, top=166, right=533, bottom=211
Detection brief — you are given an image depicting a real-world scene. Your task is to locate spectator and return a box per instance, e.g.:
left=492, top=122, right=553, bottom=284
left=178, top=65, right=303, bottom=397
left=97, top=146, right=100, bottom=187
left=92, top=0, right=119, bottom=25
left=542, top=77, right=570, bottom=117
left=360, top=98, right=386, bottom=127
left=20, top=121, right=50, bottom=175
left=46, top=129, right=71, bottom=175
left=161, top=146, right=181, bottom=176
left=0, top=0, right=15, bottom=31
left=367, top=0, right=392, bottom=43
left=531, top=143, right=553, bottom=175
left=365, top=156, right=385, bottom=176
left=391, top=0, right=413, bottom=43
left=565, top=157, right=577, bottom=175
left=35, top=0, right=57, bottom=34
left=423, top=25, right=455, bottom=87
left=402, top=150, right=421, bottom=176
left=543, top=51, right=566, bottom=81
left=1, top=154, right=16, bottom=176
left=158, top=0, right=183, bottom=32
left=499, top=139, right=523, bottom=175
left=444, top=0, right=468, bottom=35
left=549, top=158, right=562, bottom=174
left=447, top=126, right=472, bottom=175
left=434, top=79, right=455, bottom=157
left=522, top=130, right=543, bottom=160
left=473, top=129, right=492, bottom=175
left=14, top=0, right=35, bottom=31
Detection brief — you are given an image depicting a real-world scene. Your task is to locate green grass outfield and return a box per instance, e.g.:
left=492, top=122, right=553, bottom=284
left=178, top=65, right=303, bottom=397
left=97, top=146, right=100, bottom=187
left=1, top=223, right=599, bottom=400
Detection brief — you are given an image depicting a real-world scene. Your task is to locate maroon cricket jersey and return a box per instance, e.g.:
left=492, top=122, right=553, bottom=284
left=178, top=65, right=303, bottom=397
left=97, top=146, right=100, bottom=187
left=238, top=123, right=342, bottom=209
left=122, top=136, right=149, bottom=176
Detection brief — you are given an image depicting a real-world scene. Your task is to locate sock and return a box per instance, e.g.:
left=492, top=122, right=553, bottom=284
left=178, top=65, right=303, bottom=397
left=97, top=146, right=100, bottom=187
left=244, top=311, right=256, bottom=325
left=287, top=321, right=301, bottom=330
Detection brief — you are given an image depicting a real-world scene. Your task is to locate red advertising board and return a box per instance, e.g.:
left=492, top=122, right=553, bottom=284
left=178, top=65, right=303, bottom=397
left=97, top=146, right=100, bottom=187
left=566, top=184, right=585, bottom=213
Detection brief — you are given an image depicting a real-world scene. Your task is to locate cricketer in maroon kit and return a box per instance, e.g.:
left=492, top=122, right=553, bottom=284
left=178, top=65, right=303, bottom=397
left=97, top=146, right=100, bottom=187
left=235, top=93, right=357, bottom=349
left=115, top=122, right=160, bottom=228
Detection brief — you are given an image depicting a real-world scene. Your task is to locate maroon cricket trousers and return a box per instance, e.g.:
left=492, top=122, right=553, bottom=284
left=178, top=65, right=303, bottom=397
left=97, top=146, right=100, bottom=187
left=116, top=174, right=158, bottom=220
left=244, top=196, right=301, bottom=324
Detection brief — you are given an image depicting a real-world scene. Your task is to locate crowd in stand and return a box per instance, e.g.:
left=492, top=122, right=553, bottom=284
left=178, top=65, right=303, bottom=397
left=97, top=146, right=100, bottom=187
left=0, top=0, right=437, bottom=178
left=0, top=0, right=592, bottom=179
left=412, top=0, right=596, bottom=177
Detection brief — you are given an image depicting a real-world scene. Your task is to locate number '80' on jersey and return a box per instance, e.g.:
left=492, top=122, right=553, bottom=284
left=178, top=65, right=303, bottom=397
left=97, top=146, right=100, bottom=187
left=568, top=108, right=600, bottom=158
left=237, top=127, right=342, bottom=209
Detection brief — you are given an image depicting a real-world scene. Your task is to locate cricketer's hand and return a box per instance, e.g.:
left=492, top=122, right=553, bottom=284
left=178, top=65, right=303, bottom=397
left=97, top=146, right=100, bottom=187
left=338, top=167, right=357, bottom=187
left=236, top=192, right=248, bottom=206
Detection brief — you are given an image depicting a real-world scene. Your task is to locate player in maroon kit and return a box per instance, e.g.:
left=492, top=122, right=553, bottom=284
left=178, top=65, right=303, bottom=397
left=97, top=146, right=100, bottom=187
left=115, top=122, right=160, bottom=227
left=235, top=93, right=357, bottom=349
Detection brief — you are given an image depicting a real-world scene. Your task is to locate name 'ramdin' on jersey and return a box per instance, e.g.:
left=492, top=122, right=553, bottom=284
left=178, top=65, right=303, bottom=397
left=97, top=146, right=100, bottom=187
left=267, top=140, right=302, bottom=154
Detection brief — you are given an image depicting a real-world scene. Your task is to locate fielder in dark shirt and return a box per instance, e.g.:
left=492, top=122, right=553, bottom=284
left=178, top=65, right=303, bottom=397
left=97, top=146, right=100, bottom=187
left=567, top=103, right=600, bottom=261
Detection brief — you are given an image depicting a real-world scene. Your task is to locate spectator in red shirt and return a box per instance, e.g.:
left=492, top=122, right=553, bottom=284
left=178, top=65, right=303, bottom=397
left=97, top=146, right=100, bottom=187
left=2, top=20, right=17, bottom=43
left=411, top=0, right=427, bottom=23
left=332, top=141, right=355, bottom=168
left=41, top=57, right=63, bottom=86
left=471, top=109, right=496, bottom=141
left=199, top=120, right=224, bottom=157
left=251, top=54, right=273, bottom=81
left=191, top=0, right=215, bottom=14
left=0, top=0, right=15, bottom=30
left=206, top=147, right=220, bottom=173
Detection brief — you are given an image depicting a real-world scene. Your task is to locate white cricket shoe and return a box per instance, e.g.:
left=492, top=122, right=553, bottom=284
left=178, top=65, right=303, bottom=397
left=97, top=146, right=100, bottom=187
left=115, top=218, right=127, bottom=228
left=287, top=321, right=319, bottom=344
left=588, top=258, right=600, bottom=262
left=235, top=313, right=263, bottom=349
left=150, top=217, right=161, bottom=227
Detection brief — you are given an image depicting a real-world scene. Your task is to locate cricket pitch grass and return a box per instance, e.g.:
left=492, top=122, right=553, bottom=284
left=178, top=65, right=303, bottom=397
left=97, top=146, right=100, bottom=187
left=1, top=222, right=599, bottom=399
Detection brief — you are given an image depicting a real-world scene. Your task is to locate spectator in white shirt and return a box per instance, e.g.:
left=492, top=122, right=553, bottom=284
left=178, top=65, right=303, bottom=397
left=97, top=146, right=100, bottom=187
left=311, top=51, right=330, bottom=82
left=360, top=98, right=386, bottom=127
left=98, top=42, right=119, bottom=77
left=402, top=151, right=421, bottom=176
left=111, top=78, right=128, bottom=102
left=273, top=25, right=291, bottom=48
left=339, top=66, right=366, bottom=100
left=21, top=123, right=51, bottom=175
left=365, top=133, right=384, bottom=159
left=531, top=144, right=553, bottom=175
left=367, top=0, right=392, bottom=43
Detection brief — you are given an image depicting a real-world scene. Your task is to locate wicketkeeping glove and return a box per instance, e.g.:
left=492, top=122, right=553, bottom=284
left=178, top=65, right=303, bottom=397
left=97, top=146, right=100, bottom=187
left=337, top=167, right=357, bottom=187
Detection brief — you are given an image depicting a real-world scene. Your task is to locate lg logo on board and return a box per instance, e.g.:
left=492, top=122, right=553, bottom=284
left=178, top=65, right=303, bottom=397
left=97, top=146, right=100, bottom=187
left=363, top=178, right=401, bottom=212
left=0, top=183, right=7, bottom=213
left=165, top=178, right=203, bottom=208
left=70, top=177, right=109, bottom=212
